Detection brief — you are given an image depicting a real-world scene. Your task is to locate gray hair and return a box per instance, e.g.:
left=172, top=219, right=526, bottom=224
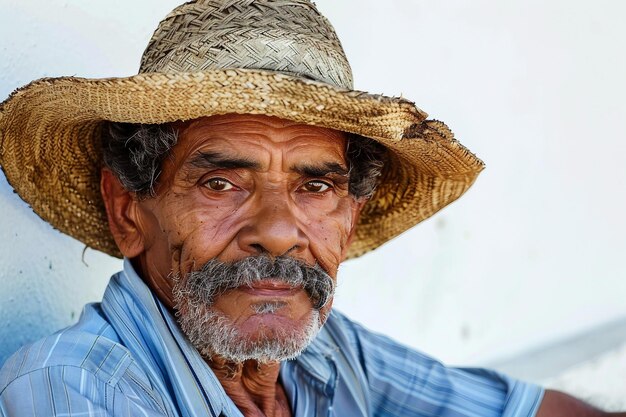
left=101, top=122, right=178, bottom=198
left=175, top=255, right=335, bottom=310
left=172, top=255, right=331, bottom=363
left=101, top=121, right=386, bottom=199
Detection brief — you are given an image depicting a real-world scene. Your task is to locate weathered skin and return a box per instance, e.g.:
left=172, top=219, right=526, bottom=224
left=101, top=114, right=365, bottom=417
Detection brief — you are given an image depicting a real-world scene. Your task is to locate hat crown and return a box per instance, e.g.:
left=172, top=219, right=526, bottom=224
left=139, top=0, right=354, bottom=89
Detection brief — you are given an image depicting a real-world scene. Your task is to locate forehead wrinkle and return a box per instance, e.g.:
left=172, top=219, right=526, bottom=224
left=195, top=119, right=346, bottom=146
left=184, top=114, right=347, bottom=140
left=178, top=120, right=348, bottom=178
left=284, top=138, right=345, bottom=153
left=178, top=136, right=272, bottom=174
left=188, top=115, right=298, bottom=129
left=284, top=124, right=347, bottom=140
left=198, top=134, right=345, bottom=176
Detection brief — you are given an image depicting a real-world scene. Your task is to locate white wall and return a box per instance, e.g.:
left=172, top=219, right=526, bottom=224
left=1, top=0, right=625, bottom=370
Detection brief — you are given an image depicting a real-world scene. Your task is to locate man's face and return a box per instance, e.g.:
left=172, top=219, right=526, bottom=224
left=131, top=114, right=364, bottom=361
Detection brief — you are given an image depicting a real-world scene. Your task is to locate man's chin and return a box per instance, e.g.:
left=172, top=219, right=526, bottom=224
left=178, top=306, right=322, bottom=364
left=238, top=313, right=306, bottom=335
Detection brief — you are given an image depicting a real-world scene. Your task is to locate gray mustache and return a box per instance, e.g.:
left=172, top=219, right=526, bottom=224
left=181, top=256, right=335, bottom=309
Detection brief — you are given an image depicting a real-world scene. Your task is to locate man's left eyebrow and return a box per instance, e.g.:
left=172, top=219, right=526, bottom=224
left=292, top=162, right=349, bottom=178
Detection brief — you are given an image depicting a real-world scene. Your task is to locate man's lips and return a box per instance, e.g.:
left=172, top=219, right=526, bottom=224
left=238, top=278, right=300, bottom=297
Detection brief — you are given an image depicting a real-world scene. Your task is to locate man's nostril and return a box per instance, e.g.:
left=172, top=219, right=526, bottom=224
left=250, top=243, right=266, bottom=254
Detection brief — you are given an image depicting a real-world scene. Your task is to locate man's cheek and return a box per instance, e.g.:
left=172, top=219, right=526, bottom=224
left=310, top=217, right=353, bottom=256
left=167, top=219, right=236, bottom=275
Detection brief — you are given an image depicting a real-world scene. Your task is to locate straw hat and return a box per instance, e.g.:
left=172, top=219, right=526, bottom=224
left=0, top=0, right=484, bottom=259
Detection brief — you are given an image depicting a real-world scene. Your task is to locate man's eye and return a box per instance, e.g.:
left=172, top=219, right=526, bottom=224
left=204, top=178, right=234, bottom=191
left=301, top=181, right=331, bottom=193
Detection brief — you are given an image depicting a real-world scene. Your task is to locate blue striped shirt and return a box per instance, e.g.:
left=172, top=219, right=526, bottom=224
left=0, top=259, right=544, bottom=416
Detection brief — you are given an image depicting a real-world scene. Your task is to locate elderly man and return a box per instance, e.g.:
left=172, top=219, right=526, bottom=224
left=0, top=1, right=621, bottom=416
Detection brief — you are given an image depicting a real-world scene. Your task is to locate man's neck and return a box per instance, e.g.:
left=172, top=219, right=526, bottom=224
left=208, top=357, right=292, bottom=417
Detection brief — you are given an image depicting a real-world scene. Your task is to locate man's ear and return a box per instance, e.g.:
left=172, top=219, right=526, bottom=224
left=100, top=168, right=146, bottom=258
left=341, top=198, right=368, bottom=260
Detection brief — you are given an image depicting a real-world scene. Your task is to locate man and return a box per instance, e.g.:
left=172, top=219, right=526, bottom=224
left=0, top=0, right=621, bottom=416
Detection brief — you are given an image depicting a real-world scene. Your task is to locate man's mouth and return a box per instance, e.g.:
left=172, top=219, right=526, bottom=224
left=238, top=278, right=301, bottom=297
left=175, top=255, right=334, bottom=310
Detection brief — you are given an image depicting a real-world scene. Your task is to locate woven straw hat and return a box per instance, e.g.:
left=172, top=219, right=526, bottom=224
left=0, top=0, right=483, bottom=259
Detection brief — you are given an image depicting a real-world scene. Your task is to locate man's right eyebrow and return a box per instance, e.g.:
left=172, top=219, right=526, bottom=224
left=186, top=151, right=260, bottom=170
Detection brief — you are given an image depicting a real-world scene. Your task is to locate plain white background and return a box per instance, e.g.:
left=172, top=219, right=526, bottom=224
left=1, top=0, right=626, bottom=374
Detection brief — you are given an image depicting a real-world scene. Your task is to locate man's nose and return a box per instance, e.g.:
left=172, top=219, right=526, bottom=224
left=237, top=194, right=309, bottom=258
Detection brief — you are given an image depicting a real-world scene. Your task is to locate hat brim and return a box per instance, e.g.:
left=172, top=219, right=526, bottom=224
left=0, top=68, right=484, bottom=259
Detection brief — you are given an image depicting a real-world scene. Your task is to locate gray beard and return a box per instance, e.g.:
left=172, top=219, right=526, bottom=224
left=172, top=255, right=334, bottom=363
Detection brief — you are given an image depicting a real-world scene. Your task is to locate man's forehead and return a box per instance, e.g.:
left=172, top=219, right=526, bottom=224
left=174, top=114, right=349, bottom=161
left=156, top=114, right=352, bottom=183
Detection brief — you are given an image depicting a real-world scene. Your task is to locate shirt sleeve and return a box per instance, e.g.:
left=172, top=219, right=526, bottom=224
left=0, top=365, right=169, bottom=417
left=334, top=312, right=544, bottom=417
